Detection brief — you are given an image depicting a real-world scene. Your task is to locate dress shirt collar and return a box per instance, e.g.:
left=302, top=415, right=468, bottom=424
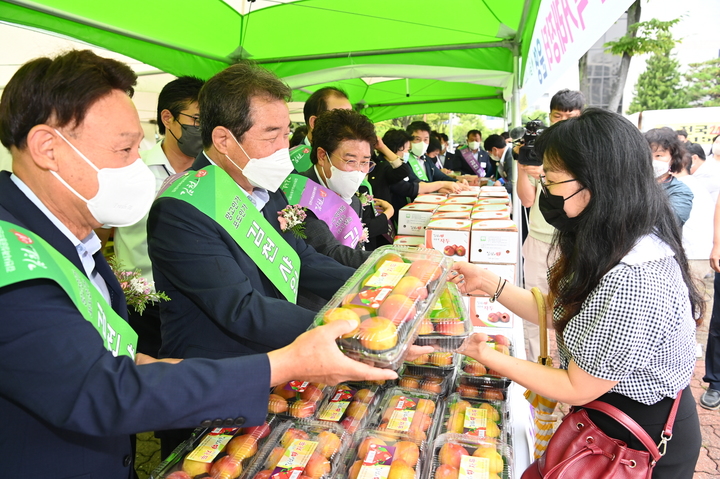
left=203, top=152, right=270, bottom=211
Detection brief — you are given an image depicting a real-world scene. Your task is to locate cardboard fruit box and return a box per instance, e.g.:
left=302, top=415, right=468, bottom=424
left=425, top=218, right=472, bottom=262
left=397, top=203, right=438, bottom=236
left=469, top=220, right=518, bottom=264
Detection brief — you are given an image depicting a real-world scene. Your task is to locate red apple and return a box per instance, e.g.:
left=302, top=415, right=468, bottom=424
left=438, top=443, right=469, bottom=468
left=377, top=294, right=417, bottom=326
left=443, top=245, right=456, bottom=256
left=210, top=455, right=243, bottom=479
left=434, top=464, right=459, bottom=479
left=304, top=452, right=331, bottom=479
left=455, top=245, right=466, bottom=256
left=243, top=422, right=271, bottom=440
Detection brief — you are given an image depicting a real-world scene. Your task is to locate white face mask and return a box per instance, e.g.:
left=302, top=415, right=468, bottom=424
left=411, top=141, right=428, bottom=157
left=468, top=141, right=480, bottom=151
left=226, top=132, right=293, bottom=192
left=52, top=129, right=155, bottom=227
left=326, top=159, right=366, bottom=201
left=713, top=144, right=720, bottom=157
left=402, top=151, right=410, bottom=162
left=652, top=159, right=669, bottom=178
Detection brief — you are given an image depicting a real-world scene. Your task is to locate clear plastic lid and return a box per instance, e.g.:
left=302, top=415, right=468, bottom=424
left=268, top=381, right=332, bottom=420
left=151, top=414, right=282, bottom=479
left=415, top=283, right=472, bottom=351
left=435, top=393, right=507, bottom=441
left=316, top=382, right=383, bottom=434
left=428, top=433, right=513, bottom=479
left=341, top=429, right=427, bottom=479
left=369, top=386, right=440, bottom=444
left=309, top=246, right=451, bottom=369
left=244, top=420, right=350, bottom=479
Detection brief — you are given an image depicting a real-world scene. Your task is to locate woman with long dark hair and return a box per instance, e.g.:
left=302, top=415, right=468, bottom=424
left=451, top=108, right=703, bottom=478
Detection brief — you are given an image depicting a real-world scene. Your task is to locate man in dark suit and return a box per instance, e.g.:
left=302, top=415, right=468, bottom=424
left=484, top=133, right=514, bottom=196
left=447, top=129, right=494, bottom=178
left=0, top=50, right=399, bottom=479
left=405, top=120, right=463, bottom=184
left=147, top=63, right=357, bottom=361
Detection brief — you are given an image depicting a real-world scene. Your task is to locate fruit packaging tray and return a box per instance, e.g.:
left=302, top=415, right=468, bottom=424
left=340, top=429, right=428, bottom=479
left=268, top=381, right=333, bottom=420
left=368, top=387, right=441, bottom=444
left=397, top=364, right=457, bottom=398
left=454, top=334, right=514, bottom=391
left=315, top=382, right=384, bottom=434
left=310, top=245, right=451, bottom=369
left=414, top=283, right=472, bottom=351
left=425, top=433, right=513, bottom=479
left=150, top=414, right=281, bottom=479
left=434, top=393, right=508, bottom=443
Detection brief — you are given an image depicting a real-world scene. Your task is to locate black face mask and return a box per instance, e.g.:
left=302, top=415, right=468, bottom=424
left=538, top=187, right=586, bottom=232
left=169, top=122, right=203, bottom=158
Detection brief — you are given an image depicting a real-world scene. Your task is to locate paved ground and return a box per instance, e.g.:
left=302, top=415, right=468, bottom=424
left=134, top=275, right=719, bottom=479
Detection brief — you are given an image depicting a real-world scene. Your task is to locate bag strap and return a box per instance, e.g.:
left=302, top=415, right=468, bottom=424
left=582, top=390, right=683, bottom=463
left=530, top=287, right=552, bottom=367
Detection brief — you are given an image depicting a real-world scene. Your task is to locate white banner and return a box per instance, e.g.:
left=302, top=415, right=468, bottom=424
left=521, top=0, right=635, bottom=107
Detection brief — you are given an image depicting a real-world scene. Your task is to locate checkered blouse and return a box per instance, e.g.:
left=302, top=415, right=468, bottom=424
left=555, top=237, right=696, bottom=405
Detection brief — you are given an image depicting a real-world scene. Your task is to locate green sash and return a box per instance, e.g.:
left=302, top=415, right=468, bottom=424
left=408, top=153, right=429, bottom=181
left=360, top=178, right=373, bottom=195
left=0, top=220, right=138, bottom=358
left=290, top=144, right=313, bottom=173
left=159, top=166, right=300, bottom=303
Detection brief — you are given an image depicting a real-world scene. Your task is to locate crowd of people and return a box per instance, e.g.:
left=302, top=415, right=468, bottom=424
left=0, top=48, right=715, bottom=479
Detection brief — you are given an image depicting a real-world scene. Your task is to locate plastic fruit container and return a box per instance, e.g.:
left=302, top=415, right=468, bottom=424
left=150, top=414, right=281, bottom=479
left=453, top=380, right=507, bottom=402
left=244, top=420, right=350, bottom=479
left=454, top=334, right=513, bottom=391
left=341, top=429, right=426, bottom=479
left=427, top=433, right=513, bottom=479
left=414, top=283, right=471, bottom=351
left=435, top=393, right=506, bottom=441
left=316, top=382, right=383, bottom=433
left=309, top=245, right=451, bottom=369
left=268, top=381, right=331, bottom=420
left=396, top=366, right=456, bottom=397
left=407, top=351, right=458, bottom=370
left=369, top=386, right=440, bottom=444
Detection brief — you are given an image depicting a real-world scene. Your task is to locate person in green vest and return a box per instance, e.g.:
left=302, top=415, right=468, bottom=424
left=0, top=49, right=402, bottom=479
left=290, top=87, right=353, bottom=172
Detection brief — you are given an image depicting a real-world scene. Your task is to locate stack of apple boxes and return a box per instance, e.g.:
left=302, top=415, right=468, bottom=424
left=394, top=186, right=519, bottom=334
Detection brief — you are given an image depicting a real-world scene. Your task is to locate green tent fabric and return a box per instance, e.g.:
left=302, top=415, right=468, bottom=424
left=0, top=0, right=542, bottom=119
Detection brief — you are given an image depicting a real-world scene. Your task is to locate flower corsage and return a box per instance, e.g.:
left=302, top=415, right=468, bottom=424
left=278, top=204, right=308, bottom=239
left=108, top=256, right=170, bottom=314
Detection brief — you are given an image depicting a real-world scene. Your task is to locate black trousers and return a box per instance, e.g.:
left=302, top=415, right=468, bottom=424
left=704, top=272, right=720, bottom=389
left=582, top=385, right=700, bottom=479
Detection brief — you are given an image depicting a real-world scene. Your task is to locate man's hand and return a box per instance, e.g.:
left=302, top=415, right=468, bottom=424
left=374, top=198, right=394, bottom=220
left=267, top=320, right=399, bottom=387
left=135, top=353, right=183, bottom=365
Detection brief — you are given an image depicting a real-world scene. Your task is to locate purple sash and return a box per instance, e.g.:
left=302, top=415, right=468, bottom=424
left=460, top=148, right=485, bottom=177
left=281, top=174, right=364, bottom=248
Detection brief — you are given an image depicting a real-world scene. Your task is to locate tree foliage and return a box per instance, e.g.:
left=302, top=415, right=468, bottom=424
left=604, top=18, right=680, bottom=57
left=685, top=58, right=720, bottom=107
left=626, top=44, right=689, bottom=114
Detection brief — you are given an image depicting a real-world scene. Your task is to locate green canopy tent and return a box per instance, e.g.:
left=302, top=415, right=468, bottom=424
left=0, top=0, right=541, bottom=121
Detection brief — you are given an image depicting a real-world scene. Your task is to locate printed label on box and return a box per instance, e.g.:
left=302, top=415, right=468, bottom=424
left=319, top=388, right=356, bottom=421
left=365, top=261, right=411, bottom=288
left=459, top=455, right=490, bottom=479
left=387, top=396, right=418, bottom=432
left=187, top=427, right=240, bottom=462
left=465, top=297, right=514, bottom=329
left=271, top=439, right=318, bottom=479
left=463, top=407, right=487, bottom=436
left=358, top=443, right=396, bottom=479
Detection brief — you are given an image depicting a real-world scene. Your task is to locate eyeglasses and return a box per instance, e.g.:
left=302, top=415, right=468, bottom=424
left=539, top=175, right=585, bottom=199
left=177, top=112, right=200, bottom=127
left=331, top=154, right=376, bottom=173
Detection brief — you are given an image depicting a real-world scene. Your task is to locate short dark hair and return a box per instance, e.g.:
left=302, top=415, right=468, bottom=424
left=688, top=143, right=706, bottom=160
left=644, top=127, right=687, bottom=174
left=484, top=134, right=506, bottom=151
left=199, top=62, right=291, bottom=148
left=382, top=129, right=412, bottom=154
left=501, top=131, right=510, bottom=140
left=680, top=151, right=693, bottom=174
left=427, top=138, right=441, bottom=155
left=156, top=76, right=204, bottom=135
left=675, top=129, right=688, bottom=138
left=437, top=132, right=448, bottom=142
left=549, top=89, right=585, bottom=113
left=0, top=49, right=136, bottom=149
left=406, top=121, right=431, bottom=135
left=310, top=109, right=377, bottom=164
left=534, top=108, right=703, bottom=329
left=466, top=129, right=482, bottom=139
left=303, top=87, right=349, bottom=125
left=289, top=125, right=308, bottom=148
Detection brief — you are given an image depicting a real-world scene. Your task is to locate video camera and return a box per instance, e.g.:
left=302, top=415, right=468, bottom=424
left=516, top=119, right=546, bottom=166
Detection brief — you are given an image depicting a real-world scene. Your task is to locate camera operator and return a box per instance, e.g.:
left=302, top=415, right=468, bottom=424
left=517, top=89, right=585, bottom=360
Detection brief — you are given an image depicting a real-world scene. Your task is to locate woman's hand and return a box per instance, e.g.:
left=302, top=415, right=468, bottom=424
left=457, top=332, right=491, bottom=362
left=374, top=198, right=394, bottom=220
left=448, top=262, right=493, bottom=295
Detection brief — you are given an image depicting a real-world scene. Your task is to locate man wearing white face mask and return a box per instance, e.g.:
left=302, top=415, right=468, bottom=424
left=293, top=109, right=392, bottom=267
left=447, top=129, right=493, bottom=179
left=405, top=120, right=465, bottom=188
left=146, top=61, right=356, bottom=366
left=0, top=50, right=405, bottom=479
